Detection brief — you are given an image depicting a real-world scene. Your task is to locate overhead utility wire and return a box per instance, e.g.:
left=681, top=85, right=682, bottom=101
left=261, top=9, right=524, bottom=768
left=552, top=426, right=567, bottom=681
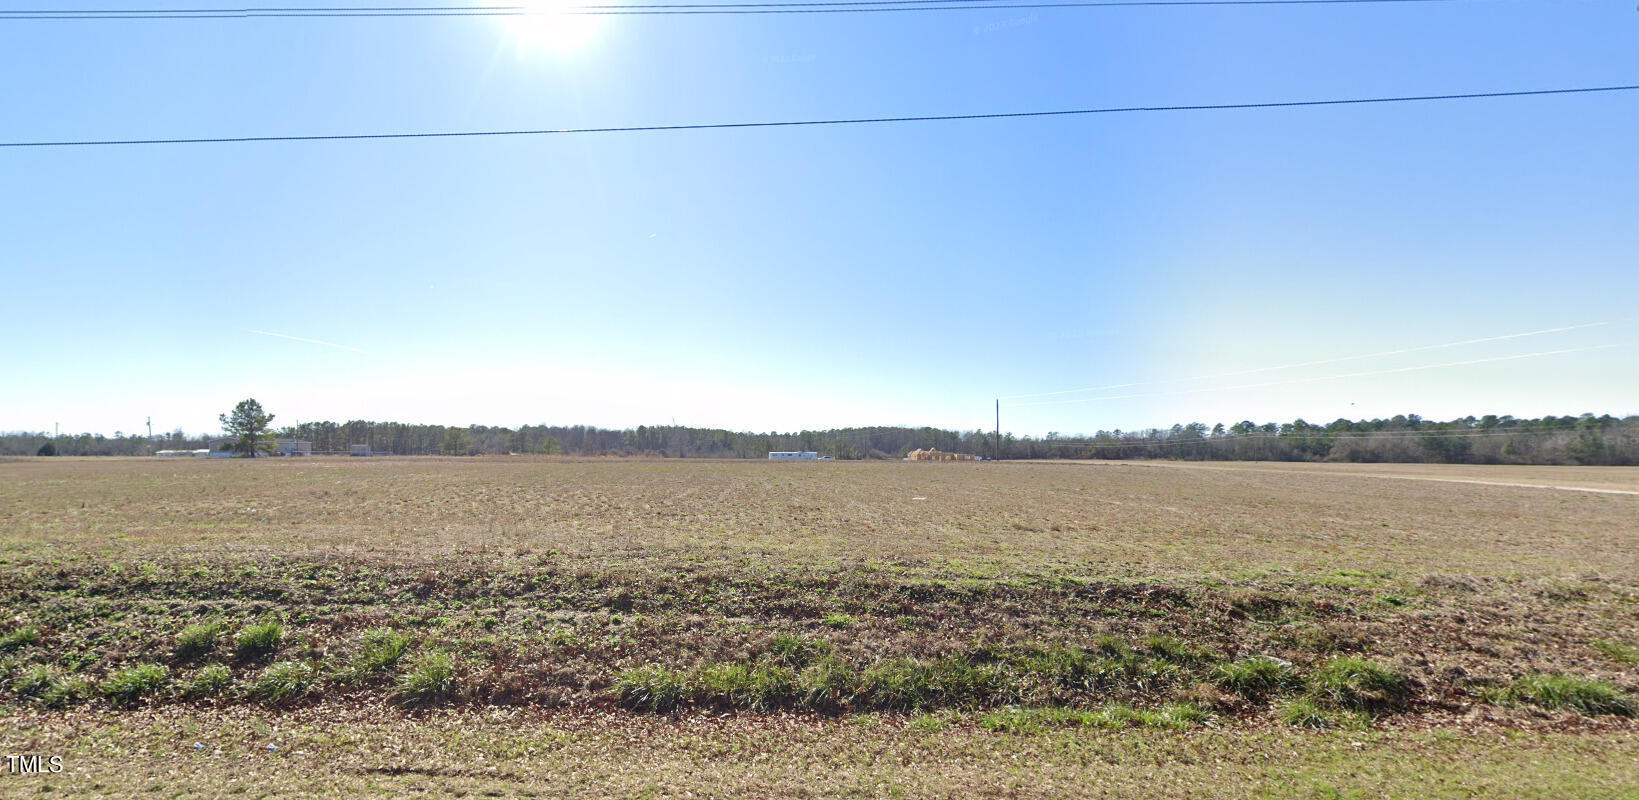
left=0, top=0, right=1490, bottom=19
left=4, top=84, right=1635, bottom=149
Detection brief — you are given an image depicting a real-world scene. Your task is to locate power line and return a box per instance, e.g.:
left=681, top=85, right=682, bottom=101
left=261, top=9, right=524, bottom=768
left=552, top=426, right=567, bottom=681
left=0, top=0, right=1490, bottom=20
left=4, top=84, right=1635, bottom=150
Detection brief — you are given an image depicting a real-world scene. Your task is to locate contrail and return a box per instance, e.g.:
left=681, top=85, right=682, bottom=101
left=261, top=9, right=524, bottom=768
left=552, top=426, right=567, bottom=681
left=1002, top=321, right=1609, bottom=400
left=1009, top=345, right=1618, bottom=407
left=247, top=329, right=369, bottom=354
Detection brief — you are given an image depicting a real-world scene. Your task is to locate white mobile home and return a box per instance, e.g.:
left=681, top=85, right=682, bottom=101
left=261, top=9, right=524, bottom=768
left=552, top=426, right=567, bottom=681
left=768, top=451, right=819, bottom=461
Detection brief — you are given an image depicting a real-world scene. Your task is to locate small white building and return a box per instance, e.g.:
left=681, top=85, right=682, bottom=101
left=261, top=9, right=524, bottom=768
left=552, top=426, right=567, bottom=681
left=768, top=451, right=819, bottom=461
left=276, top=439, right=312, bottom=457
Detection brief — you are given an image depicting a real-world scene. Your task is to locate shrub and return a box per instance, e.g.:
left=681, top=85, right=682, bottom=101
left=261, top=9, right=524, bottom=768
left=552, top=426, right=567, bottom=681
left=103, top=663, right=169, bottom=707
left=1307, top=657, right=1409, bottom=711
left=253, top=661, right=315, bottom=702
left=175, top=622, right=225, bottom=661
left=1215, top=656, right=1300, bottom=702
left=396, top=652, right=456, bottom=706
left=189, top=663, right=233, bottom=697
left=615, top=665, right=691, bottom=712
left=235, top=621, right=283, bottom=660
left=797, top=655, right=855, bottom=711
left=1495, top=674, right=1637, bottom=717
left=0, top=627, right=41, bottom=652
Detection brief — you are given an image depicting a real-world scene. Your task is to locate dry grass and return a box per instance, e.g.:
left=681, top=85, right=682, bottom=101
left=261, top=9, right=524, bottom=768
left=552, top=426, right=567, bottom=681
left=1, top=456, right=1636, bottom=795
left=2, top=706, right=1637, bottom=799
left=2, top=456, right=1634, bottom=579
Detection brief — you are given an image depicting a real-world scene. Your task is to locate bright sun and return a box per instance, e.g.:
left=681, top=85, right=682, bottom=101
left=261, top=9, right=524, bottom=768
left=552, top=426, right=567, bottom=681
left=494, top=0, right=603, bottom=55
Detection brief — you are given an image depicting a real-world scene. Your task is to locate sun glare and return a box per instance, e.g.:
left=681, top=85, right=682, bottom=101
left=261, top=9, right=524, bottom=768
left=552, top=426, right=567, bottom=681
left=494, top=0, right=603, bottom=55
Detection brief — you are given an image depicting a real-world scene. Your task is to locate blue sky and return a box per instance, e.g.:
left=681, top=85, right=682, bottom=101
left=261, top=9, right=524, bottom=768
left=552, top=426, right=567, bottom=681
left=2, top=1, right=1635, bottom=438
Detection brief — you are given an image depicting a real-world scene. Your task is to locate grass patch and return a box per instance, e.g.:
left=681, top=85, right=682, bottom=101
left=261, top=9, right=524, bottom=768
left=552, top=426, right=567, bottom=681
left=253, top=660, right=316, bottom=703
left=796, top=655, right=855, bottom=711
left=12, top=665, right=94, bottom=708
left=344, top=628, right=411, bottom=681
left=235, top=621, right=284, bottom=660
left=1489, top=674, right=1638, bottom=717
left=1215, top=656, right=1300, bottom=702
left=102, top=663, right=169, bottom=707
left=396, top=652, right=456, bottom=706
left=615, top=665, right=691, bottom=712
left=175, top=622, right=225, bottom=661
left=821, top=612, right=856, bottom=630
left=765, top=632, right=832, bottom=668
left=1591, top=640, right=1639, bottom=665
left=858, top=658, right=936, bottom=710
left=1279, top=697, right=1370, bottom=729
left=0, top=626, right=42, bottom=652
left=1307, top=657, right=1409, bottom=711
left=978, top=703, right=1210, bottom=733
left=188, top=663, right=233, bottom=697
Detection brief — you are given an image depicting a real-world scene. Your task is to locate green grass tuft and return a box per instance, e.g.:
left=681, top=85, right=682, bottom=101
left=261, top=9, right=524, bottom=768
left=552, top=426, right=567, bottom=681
left=175, top=622, right=225, bottom=661
left=615, top=665, right=691, bottom=712
left=396, top=651, right=456, bottom=706
left=1307, top=657, right=1409, bottom=711
left=188, top=663, right=233, bottom=697
left=0, top=626, right=42, bottom=652
left=821, top=612, right=856, bottom=630
left=766, top=632, right=832, bottom=668
left=13, top=665, right=94, bottom=708
left=796, top=655, right=856, bottom=711
left=102, top=663, right=169, bottom=707
left=345, top=628, right=411, bottom=681
left=1215, top=656, right=1300, bottom=702
left=1493, top=674, right=1637, bottom=717
left=1591, top=640, right=1639, bottom=665
left=235, top=621, right=284, bottom=660
left=253, top=660, right=316, bottom=702
left=858, top=658, right=936, bottom=710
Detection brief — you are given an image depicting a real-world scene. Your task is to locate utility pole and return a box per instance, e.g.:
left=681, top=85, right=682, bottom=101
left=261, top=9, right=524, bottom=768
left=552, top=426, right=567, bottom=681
left=146, top=417, right=152, bottom=456
left=994, top=399, right=1001, bottom=462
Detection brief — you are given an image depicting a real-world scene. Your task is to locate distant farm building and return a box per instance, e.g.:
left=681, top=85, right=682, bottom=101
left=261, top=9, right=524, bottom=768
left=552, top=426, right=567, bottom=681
left=905, top=448, right=976, bottom=462
left=349, top=444, right=372, bottom=457
left=156, top=449, right=210, bottom=457
left=276, top=439, right=312, bottom=457
left=769, top=451, right=819, bottom=461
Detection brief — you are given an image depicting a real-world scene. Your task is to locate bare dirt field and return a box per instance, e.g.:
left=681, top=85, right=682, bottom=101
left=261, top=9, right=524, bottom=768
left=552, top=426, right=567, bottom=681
left=1, top=456, right=1635, bottom=798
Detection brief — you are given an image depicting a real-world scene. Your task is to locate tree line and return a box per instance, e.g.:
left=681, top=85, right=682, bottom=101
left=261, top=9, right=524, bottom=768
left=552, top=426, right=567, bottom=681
left=6, top=411, right=1637, bottom=465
